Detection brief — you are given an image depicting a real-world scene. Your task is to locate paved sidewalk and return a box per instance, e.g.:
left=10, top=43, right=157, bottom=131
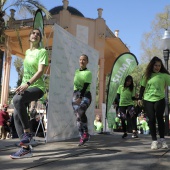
left=0, top=132, right=170, bottom=170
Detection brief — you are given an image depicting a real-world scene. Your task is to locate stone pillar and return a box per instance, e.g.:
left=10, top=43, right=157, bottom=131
left=97, top=8, right=103, bottom=18
left=10, top=9, right=16, bottom=19
left=98, top=58, right=105, bottom=108
left=60, top=0, right=70, bottom=30
left=7, top=9, right=16, bottom=27
left=63, top=0, right=69, bottom=10
left=0, top=50, right=4, bottom=85
left=94, top=8, right=106, bottom=111
left=1, top=39, right=12, bottom=105
left=114, top=30, right=119, bottom=37
left=103, top=73, right=106, bottom=101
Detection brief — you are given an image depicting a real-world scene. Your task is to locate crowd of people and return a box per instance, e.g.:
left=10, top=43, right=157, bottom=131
left=0, top=102, right=46, bottom=140
left=93, top=100, right=150, bottom=135
left=1, top=28, right=169, bottom=159
left=93, top=56, right=169, bottom=151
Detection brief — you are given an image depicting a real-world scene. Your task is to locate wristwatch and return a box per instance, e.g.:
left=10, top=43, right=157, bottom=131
left=27, top=82, right=31, bottom=86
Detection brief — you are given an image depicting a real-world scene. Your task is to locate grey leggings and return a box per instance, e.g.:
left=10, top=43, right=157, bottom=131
left=13, top=87, right=44, bottom=139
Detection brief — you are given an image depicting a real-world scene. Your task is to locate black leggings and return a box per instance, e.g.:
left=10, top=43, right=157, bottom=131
left=143, top=98, right=165, bottom=141
left=13, top=87, right=44, bottom=139
left=119, top=105, right=137, bottom=133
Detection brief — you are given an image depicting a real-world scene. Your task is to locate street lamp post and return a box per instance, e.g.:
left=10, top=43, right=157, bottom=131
left=162, top=30, right=170, bottom=135
left=163, top=49, right=169, bottom=135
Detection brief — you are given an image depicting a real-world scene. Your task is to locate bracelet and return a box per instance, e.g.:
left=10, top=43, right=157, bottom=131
left=27, top=82, right=31, bottom=86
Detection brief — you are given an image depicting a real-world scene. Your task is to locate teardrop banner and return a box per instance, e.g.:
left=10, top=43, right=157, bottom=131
left=33, top=9, right=44, bottom=47
left=32, top=9, right=46, bottom=139
left=105, top=52, right=138, bottom=130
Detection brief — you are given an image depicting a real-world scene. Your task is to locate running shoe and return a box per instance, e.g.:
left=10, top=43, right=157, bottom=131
left=78, top=138, right=84, bottom=146
left=122, top=133, right=128, bottom=139
left=10, top=147, right=32, bottom=159
left=132, top=132, right=138, bottom=138
left=160, top=139, right=169, bottom=149
left=78, top=133, right=90, bottom=146
left=20, top=133, right=32, bottom=146
left=151, top=141, right=161, bottom=150
left=83, top=132, right=90, bottom=142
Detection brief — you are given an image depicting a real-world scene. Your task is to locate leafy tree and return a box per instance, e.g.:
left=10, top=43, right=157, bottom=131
left=131, top=64, right=147, bottom=95
left=0, top=0, right=51, bottom=86
left=0, top=0, right=51, bottom=20
left=140, top=5, right=170, bottom=104
left=140, top=5, right=170, bottom=63
left=13, top=57, right=23, bottom=87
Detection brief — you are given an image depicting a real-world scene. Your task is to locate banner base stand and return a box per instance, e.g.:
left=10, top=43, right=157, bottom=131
left=102, top=131, right=111, bottom=135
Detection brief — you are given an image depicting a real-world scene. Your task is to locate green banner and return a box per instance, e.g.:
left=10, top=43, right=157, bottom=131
left=33, top=9, right=44, bottom=47
left=106, top=52, right=138, bottom=128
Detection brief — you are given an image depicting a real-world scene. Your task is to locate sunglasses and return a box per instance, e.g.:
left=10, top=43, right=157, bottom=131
left=32, top=31, right=40, bottom=36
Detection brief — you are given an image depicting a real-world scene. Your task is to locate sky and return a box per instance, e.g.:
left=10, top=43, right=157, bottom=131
left=7, top=0, right=170, bottom=88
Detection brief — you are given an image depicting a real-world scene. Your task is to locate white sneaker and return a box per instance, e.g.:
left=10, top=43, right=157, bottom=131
left=160, top=140, right=169, bottom=149
left=151, top=141, right=161, bottom=150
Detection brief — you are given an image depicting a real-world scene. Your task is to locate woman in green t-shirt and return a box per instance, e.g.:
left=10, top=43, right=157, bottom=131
left=94, top=114, right=103, bottom=133
left=138, top=56, right=170, bottom=150
left=72, top=54, right=92, bottom=146
left=116, top=75, right=138, bottom=139
left=137, top=113, right=150, bottom=134
left=10, top=29, right=48, bottom=159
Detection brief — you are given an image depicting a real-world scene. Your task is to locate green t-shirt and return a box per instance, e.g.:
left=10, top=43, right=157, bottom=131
left=115, top=117, right=120, bottom=123
left=73, top=69, right=92, bottom=92
left=117, top=84, right=135, bottom=106
left=94, top=120, right=103, bottom=131
left=22, top=48, right=48, bottom=93
left=137, top=119, right=149, bottom=131
left=140, top=72, right=170, bottom=102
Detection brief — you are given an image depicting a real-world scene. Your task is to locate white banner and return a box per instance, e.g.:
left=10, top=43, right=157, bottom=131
left=46, top=24, right=99, bottom=142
